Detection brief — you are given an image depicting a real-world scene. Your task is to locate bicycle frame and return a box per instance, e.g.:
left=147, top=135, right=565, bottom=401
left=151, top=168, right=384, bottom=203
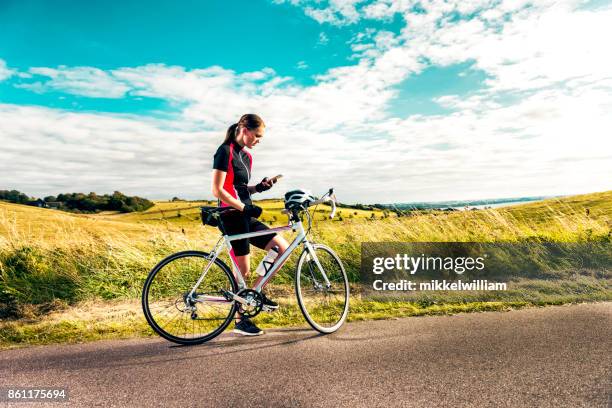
left=187, top=219, right=331, bottom=303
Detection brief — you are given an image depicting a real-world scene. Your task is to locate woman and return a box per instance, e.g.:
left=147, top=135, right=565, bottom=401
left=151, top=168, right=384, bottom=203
left=211, top=113, right=289, bottom=336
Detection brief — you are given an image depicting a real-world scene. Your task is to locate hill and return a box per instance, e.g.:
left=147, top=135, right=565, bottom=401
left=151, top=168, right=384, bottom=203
left=2, top=190, right=609, bottom=244
left=94, top=198, right=395, bottom=228
left=0, top=190, right=610, bottom=347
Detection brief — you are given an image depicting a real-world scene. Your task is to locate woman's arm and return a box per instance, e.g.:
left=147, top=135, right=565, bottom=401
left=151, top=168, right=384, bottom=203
left=212, top=169, right=246, bottom=211
left=248, top=177, right=275, bottom=194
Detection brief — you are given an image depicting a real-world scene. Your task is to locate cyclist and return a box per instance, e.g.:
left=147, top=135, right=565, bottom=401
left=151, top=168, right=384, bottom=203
left=211, top=113, right=289, bottom=336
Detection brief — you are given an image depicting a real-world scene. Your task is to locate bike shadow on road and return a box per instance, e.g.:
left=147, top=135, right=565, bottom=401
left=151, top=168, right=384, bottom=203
left=95, top=330, right=327, bottom=370
left=1, top=328, right=329, bottom=373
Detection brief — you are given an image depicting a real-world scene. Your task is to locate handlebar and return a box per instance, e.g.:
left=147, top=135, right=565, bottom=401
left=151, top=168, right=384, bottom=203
left=281, top=188, right=338, bottom=219
left=307, top=195, right=337, bottom=219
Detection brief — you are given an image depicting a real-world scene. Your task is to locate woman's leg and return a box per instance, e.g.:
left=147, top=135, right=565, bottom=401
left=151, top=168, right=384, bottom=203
left=253, top=235, right=290, bottom=288
left=234, top=254, right=250, bottom=278
left=233, top=253, right=250, bottom=323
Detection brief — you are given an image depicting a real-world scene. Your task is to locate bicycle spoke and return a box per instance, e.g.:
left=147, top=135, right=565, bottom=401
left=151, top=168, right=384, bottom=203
left=143, top=252, right=236, bottom=344
left=297, top=245, right=349, bottom=333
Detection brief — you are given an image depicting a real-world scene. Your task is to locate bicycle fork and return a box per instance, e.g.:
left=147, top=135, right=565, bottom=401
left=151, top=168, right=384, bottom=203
left=303, top=241, right=332, bottom=289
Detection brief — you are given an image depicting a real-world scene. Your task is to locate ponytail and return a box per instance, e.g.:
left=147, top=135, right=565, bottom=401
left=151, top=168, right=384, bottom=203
left=224, top=123, right=239, bottom=143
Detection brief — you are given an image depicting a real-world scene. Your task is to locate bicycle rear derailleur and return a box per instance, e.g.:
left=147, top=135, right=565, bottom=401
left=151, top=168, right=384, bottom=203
left=174, top=292, right=197, bottom=319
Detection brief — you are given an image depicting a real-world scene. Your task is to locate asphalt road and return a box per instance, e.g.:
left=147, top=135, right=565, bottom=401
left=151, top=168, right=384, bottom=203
left=1, top=302, right=611, bottom=408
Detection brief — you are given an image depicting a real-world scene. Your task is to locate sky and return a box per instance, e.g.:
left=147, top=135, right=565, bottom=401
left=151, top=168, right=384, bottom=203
left=1, top=0, right=611, bottom=203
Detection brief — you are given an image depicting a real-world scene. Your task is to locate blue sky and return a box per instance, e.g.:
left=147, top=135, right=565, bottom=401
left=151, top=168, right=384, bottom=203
left=1, top=1, right=351, bottom=79
left=0, top=0, right=404, bottom=113
left=1, top=0, right=611, bottom=202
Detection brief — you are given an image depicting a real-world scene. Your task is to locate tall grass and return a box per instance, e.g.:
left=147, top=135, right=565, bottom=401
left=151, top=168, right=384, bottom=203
left=1, top=192, right=610, bottom=319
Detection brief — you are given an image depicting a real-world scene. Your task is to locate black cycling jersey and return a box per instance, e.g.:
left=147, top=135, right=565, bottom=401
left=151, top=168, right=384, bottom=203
left=213, top=141, right=253, bottom=206
left=212, top=140, right=275, bottom=256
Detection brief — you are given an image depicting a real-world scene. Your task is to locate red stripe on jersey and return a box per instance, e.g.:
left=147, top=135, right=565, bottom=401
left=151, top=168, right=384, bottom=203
left=221, top=143, right=238, bottom=207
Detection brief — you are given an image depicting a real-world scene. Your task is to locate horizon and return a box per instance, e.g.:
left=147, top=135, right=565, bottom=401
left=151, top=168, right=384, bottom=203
left=2, top=0, right=611, bottom=202
left=6, top=185, right=603, bottom=207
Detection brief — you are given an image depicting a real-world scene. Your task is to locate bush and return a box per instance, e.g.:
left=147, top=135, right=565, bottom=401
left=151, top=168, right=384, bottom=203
left=2, top=189, right=154, bottom=214
left=0, top=189, right=30, bottom=204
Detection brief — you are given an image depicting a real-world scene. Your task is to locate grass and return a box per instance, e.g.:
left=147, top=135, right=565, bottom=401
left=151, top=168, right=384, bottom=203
left=2, top=281, right=609, bottom=349
left=93, top=198, right=396, bottom=230
left=0, top=190, right=610, bottom=348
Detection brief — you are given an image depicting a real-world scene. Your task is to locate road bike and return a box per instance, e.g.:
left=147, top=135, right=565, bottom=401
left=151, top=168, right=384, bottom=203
left=142, top=188, right=350, bottom=345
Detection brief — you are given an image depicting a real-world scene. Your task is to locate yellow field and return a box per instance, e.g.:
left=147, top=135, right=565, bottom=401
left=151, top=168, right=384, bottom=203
left=2, top=190, right=609, bottom=247
left=93, top=198, right=394, bottom=229
left=0, top=190, right=610, bottom=347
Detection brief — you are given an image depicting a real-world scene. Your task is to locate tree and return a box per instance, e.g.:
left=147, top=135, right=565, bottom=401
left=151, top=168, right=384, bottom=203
left=3, top=189, right=153, bottom=214
left=0, top=190, right=30, bottom=204
left=108, top=191, right=128, bottom=212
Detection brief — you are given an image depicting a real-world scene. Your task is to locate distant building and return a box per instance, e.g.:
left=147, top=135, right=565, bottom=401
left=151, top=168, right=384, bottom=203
left=26, top=199, right=46, bottom=208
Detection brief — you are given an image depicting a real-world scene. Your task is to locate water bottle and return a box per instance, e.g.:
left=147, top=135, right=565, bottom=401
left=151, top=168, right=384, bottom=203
left=256, top=246, right=279, bottom=276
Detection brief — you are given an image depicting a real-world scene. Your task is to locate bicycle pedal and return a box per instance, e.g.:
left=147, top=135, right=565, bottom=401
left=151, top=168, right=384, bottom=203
left=261, top=305, right=277, bottom=313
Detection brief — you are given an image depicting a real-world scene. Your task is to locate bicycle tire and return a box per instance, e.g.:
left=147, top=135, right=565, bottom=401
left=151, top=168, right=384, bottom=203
left=142, top=250, right=237, bottom=345
left=295, top=244, right=349, bottom=333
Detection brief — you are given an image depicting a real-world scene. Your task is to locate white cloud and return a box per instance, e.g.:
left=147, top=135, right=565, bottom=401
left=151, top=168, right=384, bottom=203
left=318, top=32, right=330, bottom=46
left=349, top=29, right=401, bottom=59
left=291, top=0, right=612, bottom=96
left=271, top=0, right=365, bottom=25
left=0, top=103, right=401, bottom=202
left=0, top=59, right=15, bottom=81
left=303, top=0, right=365, bottom=25
left=3, top=75, right=610, bottom=202
left=0, top=104, right=212, bottom=198
left=4, top=0, right=612, bottom=201
left=24, top=66, right=131, bottom=98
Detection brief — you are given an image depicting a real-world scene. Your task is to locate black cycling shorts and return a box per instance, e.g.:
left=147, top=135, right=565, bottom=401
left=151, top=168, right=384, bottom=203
left=220, top=213, right=276, bottom=256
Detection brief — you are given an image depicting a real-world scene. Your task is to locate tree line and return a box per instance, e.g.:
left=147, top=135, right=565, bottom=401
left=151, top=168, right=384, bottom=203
left=0, top=189, right=154, bottom=213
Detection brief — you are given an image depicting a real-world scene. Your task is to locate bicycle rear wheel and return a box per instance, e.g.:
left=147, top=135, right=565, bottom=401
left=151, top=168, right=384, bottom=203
left=295, top=244, right=349, bottom=333
left=142, top=250, right=237, bottom=345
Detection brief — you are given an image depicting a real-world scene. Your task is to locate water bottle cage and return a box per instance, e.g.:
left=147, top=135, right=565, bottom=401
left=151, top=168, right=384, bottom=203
left=262, top=260, right=274, bottom=276
left=257, top=246, right=279, bottom=276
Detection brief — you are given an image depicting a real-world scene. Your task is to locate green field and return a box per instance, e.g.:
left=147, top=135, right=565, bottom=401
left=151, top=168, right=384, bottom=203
left=94, top=198, right=395, bottom=230
left=0, top=190, right=610, bottom=348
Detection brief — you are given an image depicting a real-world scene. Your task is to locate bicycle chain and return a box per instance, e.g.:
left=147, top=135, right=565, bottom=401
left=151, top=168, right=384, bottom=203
left=236, top=289, right=263, bottom=318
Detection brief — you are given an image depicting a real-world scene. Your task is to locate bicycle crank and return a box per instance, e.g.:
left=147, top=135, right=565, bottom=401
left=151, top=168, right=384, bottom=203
left=235, top=289, right=263, bottom=318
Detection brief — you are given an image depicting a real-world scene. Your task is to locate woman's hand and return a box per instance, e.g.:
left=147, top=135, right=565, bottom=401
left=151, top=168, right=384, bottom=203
left=242, top=204, right=263, bottom=218
left=255, top=177, right=276, bottom=193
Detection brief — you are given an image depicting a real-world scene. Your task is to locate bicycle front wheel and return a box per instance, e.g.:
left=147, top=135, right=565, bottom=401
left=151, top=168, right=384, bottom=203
left=142, top=250, right=237, bottom=345
left=295, top=244, right=349, bottom=333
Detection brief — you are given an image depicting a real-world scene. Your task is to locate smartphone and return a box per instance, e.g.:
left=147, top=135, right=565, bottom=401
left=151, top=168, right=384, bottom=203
left=270, top=174, right=283, bottom=183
